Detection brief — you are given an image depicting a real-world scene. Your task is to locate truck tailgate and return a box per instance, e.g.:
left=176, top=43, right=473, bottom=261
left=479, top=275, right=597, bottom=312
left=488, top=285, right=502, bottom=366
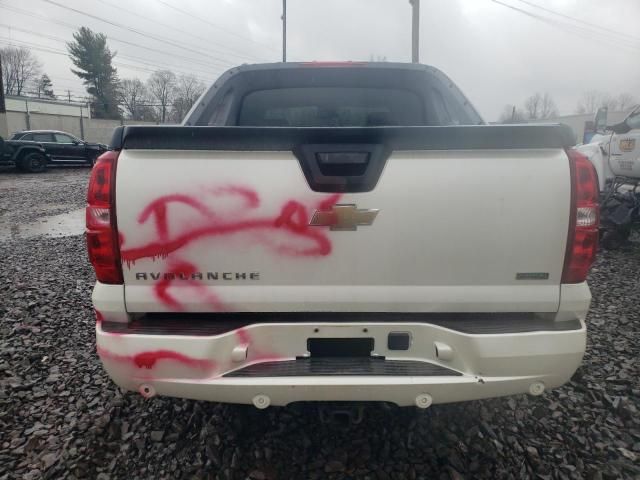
left=115, top=138, right=571, bottom=314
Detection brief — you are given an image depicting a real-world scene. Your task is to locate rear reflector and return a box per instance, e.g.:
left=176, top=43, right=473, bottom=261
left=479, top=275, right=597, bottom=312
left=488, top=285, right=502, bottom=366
left=562, top=149, right=599, bottom=283
left=86, top=151, right=123, bottom=284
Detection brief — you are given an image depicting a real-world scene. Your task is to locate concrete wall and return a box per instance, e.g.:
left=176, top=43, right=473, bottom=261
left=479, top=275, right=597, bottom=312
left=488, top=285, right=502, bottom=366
left=83, top=118, right=139, bottom=145
left=0, top=114, right=8, bottom=139
left=6, top=111, right=30, bottom=137
left=6, top=96, right=89, bottom=117
left=31, top=113, right=84, bottom=138
left=6, top=111, right=157, bottom=144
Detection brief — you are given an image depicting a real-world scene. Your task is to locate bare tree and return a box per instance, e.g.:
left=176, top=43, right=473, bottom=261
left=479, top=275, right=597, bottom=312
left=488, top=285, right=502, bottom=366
left=1, top=46, right=41, bottom=96
left=576, top=90, right=621, bottom=114
left=120, top=78, right=153, bottom=120
left=576, top=91, right=602, bottom=115
left=524, top=92, right=542, bottom=120
left=617, top=93, right=638, bottom=113
left=171, top=74, right=205, bottom=123
left=147, top=70, right=176, bottom=123
left=539, top=93, right=558, bottom=119
left=498, top=104, right=526, bottom=124
left=600, top=94, right=619, bottom=112
left=524, top=92, right=557, bottom=120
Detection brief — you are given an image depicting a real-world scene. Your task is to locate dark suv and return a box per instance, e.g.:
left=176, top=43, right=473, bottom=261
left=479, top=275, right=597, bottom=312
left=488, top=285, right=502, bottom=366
left=0, top=135, right=50, bottom=173
left=10, top=130, right=108, bottom=167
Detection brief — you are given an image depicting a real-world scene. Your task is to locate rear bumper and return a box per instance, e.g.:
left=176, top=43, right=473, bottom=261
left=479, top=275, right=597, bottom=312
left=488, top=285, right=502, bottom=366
left=96, top=316, right=586, bottom=407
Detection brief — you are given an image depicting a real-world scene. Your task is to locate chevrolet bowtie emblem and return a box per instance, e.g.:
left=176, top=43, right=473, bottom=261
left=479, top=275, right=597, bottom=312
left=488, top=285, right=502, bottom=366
left=309, top=204, right=379, bottom=231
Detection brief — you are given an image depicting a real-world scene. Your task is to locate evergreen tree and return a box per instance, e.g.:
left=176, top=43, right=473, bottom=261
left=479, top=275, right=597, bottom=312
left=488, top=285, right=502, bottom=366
left=35, top=74, right=55, bottom=99
left=67, top=27, right=120, bottom=118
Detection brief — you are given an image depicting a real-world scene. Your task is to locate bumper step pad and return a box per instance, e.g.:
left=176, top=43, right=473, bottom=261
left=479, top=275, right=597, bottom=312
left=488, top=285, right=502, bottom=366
left=224, top=357, right=461, bottom=377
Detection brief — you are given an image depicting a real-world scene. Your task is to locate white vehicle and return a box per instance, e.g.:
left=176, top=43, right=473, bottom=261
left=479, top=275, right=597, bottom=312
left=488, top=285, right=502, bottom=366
left=577, top=106, right=640, bottom=248
left=578, top=106, right=640, bottom=189
left=87, top=62, right=597, bottom=409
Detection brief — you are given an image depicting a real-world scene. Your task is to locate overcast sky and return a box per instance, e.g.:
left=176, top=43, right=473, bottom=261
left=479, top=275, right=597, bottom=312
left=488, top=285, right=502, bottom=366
left=1, top=0, right=639, bottom=120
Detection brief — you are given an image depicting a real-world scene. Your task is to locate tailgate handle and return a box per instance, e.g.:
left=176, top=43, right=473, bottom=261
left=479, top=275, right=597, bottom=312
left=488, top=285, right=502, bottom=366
left=294, top=143, right=390, bottom=193
left=316, top=152, right=370, bottom=176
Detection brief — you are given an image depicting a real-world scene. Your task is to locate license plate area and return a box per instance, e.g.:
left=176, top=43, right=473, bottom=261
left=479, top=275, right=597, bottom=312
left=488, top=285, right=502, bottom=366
left=307, top=338, right=374, bottom=357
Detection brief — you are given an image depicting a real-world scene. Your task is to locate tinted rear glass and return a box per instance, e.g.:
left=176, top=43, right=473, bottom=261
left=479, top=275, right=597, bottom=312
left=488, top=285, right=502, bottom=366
left=237, top=87, right=424, bottom=127
left=54, top=134, right=74, bottom=143
left=33, top=133, right=54, bottom=142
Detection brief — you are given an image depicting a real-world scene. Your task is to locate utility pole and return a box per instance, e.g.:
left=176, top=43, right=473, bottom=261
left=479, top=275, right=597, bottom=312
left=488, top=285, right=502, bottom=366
left=282, top=0, right=287, bottom=62
left=410, top=0, right=420, bottom=63
left=0, top=53, right=8, bottom=138
left=67, top=90, right=72, bottom=102
left=25, top=99, right=31, bottom=130
left=79, top=105, right=85, bottom=140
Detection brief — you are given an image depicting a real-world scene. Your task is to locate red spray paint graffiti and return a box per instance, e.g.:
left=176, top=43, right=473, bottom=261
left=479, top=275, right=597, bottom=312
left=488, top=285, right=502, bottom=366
left=235, top=327, right=251, bottom=346
left=233, top=327, right=286, bottom=365
left=121, top=188, right=341, bottom=263
left=97, top=346, right=217, bottom=373
left=210, top=185, right=260, bottom=209
left=154, top=260, right=227, bottom=311
left=137, top=194, right=217, bottom=242
left=119, top=185, right=341, bottom=311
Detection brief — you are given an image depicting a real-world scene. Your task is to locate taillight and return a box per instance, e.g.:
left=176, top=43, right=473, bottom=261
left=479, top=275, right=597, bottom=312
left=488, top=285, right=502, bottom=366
left=86, top=150, right=123, bottom=284
left=562, top=149, right=599, bottom=283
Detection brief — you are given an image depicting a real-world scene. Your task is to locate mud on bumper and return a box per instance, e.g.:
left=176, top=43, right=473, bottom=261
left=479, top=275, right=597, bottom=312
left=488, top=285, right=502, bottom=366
left=96, top=315, right=586, bottom=407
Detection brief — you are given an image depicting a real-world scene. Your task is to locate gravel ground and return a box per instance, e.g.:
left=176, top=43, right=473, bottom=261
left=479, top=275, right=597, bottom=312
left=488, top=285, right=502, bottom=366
left=1, top=169, right=639, bottom=480
left=0, top=167, right=88, bottom=225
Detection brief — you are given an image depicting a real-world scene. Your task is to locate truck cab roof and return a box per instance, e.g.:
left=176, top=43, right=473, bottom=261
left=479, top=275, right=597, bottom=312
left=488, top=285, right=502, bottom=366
left=184, top=62, right=484, bottom=127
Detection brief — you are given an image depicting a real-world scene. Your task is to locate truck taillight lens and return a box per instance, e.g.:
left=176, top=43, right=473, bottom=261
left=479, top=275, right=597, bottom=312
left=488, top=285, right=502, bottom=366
left=562, top=149, right=599, bottom=283
left=86, top=150, right=123, bottom=284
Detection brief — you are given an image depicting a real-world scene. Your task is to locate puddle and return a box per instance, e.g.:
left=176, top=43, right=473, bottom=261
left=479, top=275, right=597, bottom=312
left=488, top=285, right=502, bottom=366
left=0, top=208, right=86, bottom=241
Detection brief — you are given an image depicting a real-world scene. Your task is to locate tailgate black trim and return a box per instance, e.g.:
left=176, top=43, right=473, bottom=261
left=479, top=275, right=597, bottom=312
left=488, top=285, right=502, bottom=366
left=224, top=358, right=460, bottom=377
left=102, top=312, right=581, bottom=336
left=111, top=124, right=575, bottom=151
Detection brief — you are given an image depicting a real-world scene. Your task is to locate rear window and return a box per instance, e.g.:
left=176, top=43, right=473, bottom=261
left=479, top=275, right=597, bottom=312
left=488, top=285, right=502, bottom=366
left=237, top=87, right=425, bottom=127
left=54, top=133, right=75, bottom=143
left=32, top=133, right=54, bottom=142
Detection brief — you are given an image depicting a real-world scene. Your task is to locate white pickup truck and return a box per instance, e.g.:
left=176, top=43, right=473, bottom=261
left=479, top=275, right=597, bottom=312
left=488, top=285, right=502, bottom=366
left=87, top=62, right=598, bottom=409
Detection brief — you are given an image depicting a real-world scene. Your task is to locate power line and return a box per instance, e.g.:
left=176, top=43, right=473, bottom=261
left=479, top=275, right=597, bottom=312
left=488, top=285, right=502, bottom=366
left=153, top=0, right=279, bottom=54
left=40, top=0, right=239, bottom=66
left=0, top=23, right=221, bottom=79
left=94, top=0, right=266, bottom=63
left=40, top=0, right=259, bottom=67
left=20, top=90, right=87, bottom=100
left=490, top=0, right=640, bottom=53
left=490, top=0, right=640, bottom=48
left=18, top=90, right=169, bottom=107
left=510, top=0, right=640, bottom=43
left=0, top=4, right=232, bottom=73
left=0, top=37, right=214, bottom=84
